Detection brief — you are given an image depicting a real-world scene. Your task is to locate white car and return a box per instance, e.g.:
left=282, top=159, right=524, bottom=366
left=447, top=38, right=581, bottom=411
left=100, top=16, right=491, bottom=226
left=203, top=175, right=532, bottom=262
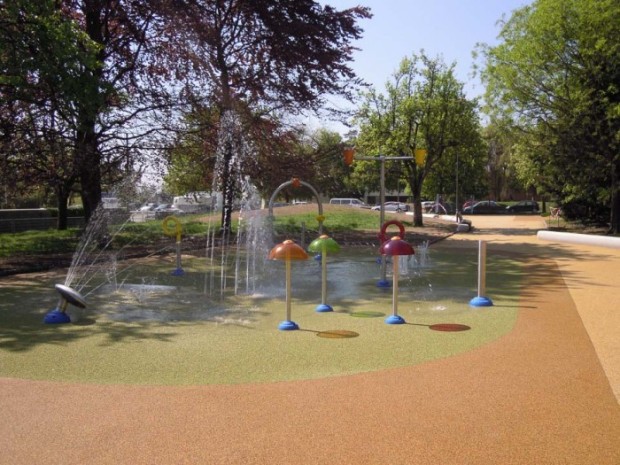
left=371, top=202, right=410, bottom=212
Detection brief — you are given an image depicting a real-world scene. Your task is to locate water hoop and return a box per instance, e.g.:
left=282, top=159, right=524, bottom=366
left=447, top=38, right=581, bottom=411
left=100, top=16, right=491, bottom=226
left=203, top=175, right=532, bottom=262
left=378, top=220, right=406, bottom=244
left=162, top=216, right=182, bottom=239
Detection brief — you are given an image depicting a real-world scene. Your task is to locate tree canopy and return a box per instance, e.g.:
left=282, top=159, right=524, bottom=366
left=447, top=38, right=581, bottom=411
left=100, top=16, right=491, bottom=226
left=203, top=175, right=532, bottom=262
left=1, top=0, right=371, bottom=232
left=480, top=0, right=620, bottom=231
left=354, top=52, right=486, bottom=226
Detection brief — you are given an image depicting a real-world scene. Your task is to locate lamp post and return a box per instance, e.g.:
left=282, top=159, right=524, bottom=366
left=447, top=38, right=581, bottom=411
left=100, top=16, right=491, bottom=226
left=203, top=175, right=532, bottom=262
left=455, top=152, right=460, bottom=221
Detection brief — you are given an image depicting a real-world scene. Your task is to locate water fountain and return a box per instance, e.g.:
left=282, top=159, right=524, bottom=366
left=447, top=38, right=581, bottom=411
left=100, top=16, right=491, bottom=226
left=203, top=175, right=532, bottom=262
left=162, top=215, right=184, bottom=276
left=307, top=234, right=341, bottom=312
left=268, top=239, right=309, bottom=330
left=379, top=236, right=415, bottom=325
left=415, top=240, right=430, bottom=268
left=43, top=283, right=88, bottom=324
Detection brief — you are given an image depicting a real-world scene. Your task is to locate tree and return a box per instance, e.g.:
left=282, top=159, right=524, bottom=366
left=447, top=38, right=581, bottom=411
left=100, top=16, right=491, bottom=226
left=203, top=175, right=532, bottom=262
left=2, top=0, right=370, bottom=231
left=166, top=0, right=371, bottom=236
left=1, top=0, right=197, bottom=223
left=293, top=128, right=351, bottom=199
left=0, top=0, right=97, bottom=227
left=355, top=52, right=486, bottom=226
left=480, top=0, right=620, bottom=231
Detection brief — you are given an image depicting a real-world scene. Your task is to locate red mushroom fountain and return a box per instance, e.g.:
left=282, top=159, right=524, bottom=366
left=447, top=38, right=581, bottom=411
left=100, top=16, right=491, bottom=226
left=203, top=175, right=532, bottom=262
left=379, top=236, right=415, bottom=324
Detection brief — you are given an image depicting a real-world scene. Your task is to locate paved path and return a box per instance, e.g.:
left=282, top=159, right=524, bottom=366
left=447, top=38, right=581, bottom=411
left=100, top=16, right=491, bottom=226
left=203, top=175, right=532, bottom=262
left=1, top=215, right=618, bottom=465
left=456, top=214, right=620, bottom=400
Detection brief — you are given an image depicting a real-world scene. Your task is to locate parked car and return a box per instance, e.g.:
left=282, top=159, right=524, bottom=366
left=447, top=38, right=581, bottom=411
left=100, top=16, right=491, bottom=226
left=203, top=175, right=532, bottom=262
left=329, top=198, right=369, bottom=208
left=423, top=201, right=455, bottom=214
left=461, top=199, right=478, bottom=210
left=506, top=200, right=540, bottom=213
left=371, top=202, right=410, bottom=212
left=138, top=203, right=157, bottom=212
left=154, top=204, right=184, bottom=218
left=462, top=200, right=506, bottom=214
left=421, top=201, right=435, bottom=212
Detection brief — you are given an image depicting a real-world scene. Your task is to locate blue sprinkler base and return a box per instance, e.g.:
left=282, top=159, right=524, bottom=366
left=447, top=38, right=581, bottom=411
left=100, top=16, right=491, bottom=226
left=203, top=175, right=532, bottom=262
left=469, top=296, right=494, bottom=307
left=43, top=309, right=71, bottom=324
left=278, top=320, right=299, bottom=331
left=171, top=268, right=185, bottom=276
left=385, top=315, right=406, bottom=325
left=376, top=279, right=392, bottom=288
left=315, top=304, right=333, bottom=312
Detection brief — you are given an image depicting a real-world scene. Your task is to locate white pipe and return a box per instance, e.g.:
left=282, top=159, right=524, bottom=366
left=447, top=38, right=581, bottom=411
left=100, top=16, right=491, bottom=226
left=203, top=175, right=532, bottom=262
left=392, top=258, right=399, bottom=317
left=321, top=248, right=328, bottom=305
left=285, top=260, right=292, bottom=321
left=537, top=230, right=620, bottom=249
left=478, top=240, right=487, bottom=298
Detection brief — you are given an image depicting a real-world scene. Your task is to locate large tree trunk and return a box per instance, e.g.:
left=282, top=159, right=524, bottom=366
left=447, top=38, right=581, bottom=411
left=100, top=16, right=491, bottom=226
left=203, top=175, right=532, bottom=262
left=55, top=183, right=71, bottom=230
left=406, top=162, right=425, bottom=227
left=76, top=126, right=102, bottom=221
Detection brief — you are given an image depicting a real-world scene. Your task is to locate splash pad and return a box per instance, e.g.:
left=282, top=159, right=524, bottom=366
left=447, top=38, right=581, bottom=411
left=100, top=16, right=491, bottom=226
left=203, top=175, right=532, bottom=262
left=1, top=178, right=515, bottom=384
left=0, top=243, right=523, bottom=385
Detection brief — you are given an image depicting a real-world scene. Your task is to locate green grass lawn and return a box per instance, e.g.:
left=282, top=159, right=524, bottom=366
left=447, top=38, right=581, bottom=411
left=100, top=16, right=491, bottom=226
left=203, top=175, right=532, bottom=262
left=0, top=206, right=394, bottom=258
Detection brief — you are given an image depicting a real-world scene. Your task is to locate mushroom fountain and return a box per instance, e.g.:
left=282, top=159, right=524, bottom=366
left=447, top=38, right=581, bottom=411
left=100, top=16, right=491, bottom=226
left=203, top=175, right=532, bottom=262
left=308, top=234, right=340, bottom=312
left=379, top=236, right=415, bottom=325
left=268, top=239, right=309, bottom=330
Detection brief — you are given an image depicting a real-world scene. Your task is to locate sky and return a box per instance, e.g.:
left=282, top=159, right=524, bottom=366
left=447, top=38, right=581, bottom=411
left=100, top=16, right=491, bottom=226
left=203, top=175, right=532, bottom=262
left=314, top=0, right=532, bottom=132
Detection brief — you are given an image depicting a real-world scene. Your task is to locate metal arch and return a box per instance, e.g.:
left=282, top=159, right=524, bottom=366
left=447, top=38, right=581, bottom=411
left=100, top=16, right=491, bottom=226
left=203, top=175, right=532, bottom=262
left=268, top=180, right=324, bottom=234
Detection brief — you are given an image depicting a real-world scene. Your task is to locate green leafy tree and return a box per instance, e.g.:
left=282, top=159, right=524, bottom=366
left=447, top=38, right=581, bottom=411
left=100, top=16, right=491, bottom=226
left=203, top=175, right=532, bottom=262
left=163, top=106, right=220, bottom=196
left=480, top=0, right=620, bottom=230
left=296, top=128, right=352, bottom=199
left=0, top=0, right=98, bottom=227
left=355, top=52, right=486, bottom=226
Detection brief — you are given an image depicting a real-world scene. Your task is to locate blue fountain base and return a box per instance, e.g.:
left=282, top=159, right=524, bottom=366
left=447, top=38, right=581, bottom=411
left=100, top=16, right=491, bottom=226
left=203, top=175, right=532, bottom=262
left=278, top=320, right=299, bottom=331
left=376, top=279, right=392, bottom=288
left=469, top=296, right=494, bottom=307
left=43, top=309, right=71, bottom=324
left=385, top=315, right=406, bottom=325
left=315, top=304, right=333, bottom=312
left=171, top=268, right=185, bottom=276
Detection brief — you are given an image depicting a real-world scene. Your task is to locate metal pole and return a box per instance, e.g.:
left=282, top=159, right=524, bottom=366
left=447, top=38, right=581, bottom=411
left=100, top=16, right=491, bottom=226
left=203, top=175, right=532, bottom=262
left=379, top=156, right=386, bottom=230
left=379, top=157, right=388, bottom=284
left=321, top=247, right=327, bottom=305
left=455, top=153, right=459, bottom=220
left=176, top=241, right=182, bottom=270
left=392, top=258, right=399, bottom=317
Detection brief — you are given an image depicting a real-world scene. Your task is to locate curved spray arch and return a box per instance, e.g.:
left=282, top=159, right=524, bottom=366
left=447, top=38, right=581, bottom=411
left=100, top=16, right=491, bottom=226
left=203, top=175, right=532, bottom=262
left=267, top=178, right=324, bottom=235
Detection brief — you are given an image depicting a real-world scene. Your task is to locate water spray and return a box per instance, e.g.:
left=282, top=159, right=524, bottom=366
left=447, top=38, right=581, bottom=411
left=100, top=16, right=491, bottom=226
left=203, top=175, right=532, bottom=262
left=162, top=216, right=184, bottom=276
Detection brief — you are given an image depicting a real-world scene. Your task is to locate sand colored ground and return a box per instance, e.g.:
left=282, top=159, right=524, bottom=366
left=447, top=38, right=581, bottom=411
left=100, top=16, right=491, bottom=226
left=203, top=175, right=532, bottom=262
left=1, top=214, right=619, bottom=465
